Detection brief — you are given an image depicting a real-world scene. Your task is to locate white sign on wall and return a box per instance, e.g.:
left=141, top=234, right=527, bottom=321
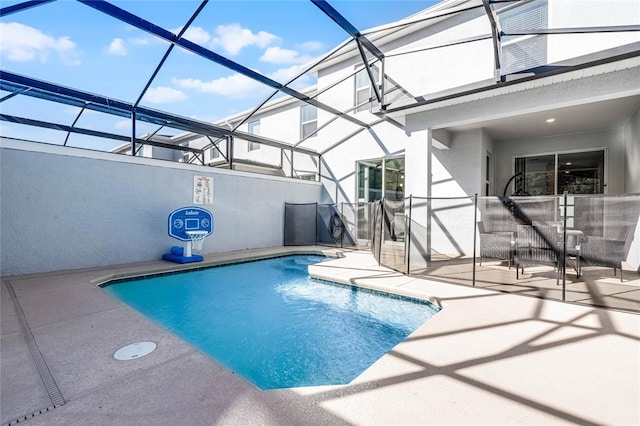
left=193, top=175, right=213, bottom=205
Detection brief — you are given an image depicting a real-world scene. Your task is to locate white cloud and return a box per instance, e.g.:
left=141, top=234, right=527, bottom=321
left=0, top=22, right=79, bottom=64
left=107, top=38, right=127, bottom=56
left=269, top=65, right=313, bottom=88
left=143, top=86, right=188, bottom=104
left=173, top=75, right=266, bottom=99
left=297, top=41, right=324, bottom=52
left=172, top=26, right=211, bottom=44
left=260, top=47, right=312, bottom=65
left=173, top=64, right=313, bottom=99
left=211, top=23, right=279, bottom=55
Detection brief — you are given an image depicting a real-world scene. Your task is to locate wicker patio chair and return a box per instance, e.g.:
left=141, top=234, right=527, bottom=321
left=515, top=224, right=560, bottom=285
left=579, top=226, right=631, bottom=282
left=479, top=228, right=514, bottom=267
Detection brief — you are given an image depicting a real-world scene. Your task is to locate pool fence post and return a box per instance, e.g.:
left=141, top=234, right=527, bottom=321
left=406, top=195, right=412, bottom=275
left=562, top=192, right=568, bottom=302
left=340, top=202, right=344, bottom=249
left=473, top=194, right=478, bottom=287
left=315, top=202, right=319, bottom=246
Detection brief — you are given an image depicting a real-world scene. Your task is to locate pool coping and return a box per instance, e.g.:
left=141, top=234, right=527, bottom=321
left=95, top=248, right=442, bottom=310
left=88, top=246, right=342, bottom=287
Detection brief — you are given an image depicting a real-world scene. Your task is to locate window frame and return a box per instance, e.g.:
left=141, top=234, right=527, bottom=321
left=513, top=148, right=607, bottom=196
left=300, top=104, right=317, bottom=139
left=356, top=155, right=405, bottom=202
left=247, top=120, right=260, bottom=152
left=354, top=65, right=380, bottom=113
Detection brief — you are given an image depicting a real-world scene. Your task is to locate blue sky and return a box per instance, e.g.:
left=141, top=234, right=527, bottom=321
left=1, top=0, right=437, bottom=149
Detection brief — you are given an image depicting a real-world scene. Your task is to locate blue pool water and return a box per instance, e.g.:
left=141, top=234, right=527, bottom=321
left=103, top=255, right=439, bottom=389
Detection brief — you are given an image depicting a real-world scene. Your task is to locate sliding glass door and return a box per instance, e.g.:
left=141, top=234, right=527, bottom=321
left=357, top=156, right=405, bottom=202
left=514, top=149, right=605, bottom=195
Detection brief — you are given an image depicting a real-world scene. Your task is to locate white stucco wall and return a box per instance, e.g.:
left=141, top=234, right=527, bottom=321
left=548, top=0, right=640, bottom=63
left=381, top=8, right=494, bottom=99
left=428, top=129, right=484, bottom=255
left=319, top=121, right=411, bottom=204
left=623, top=104, right=640, bottom=267
left=624, top=105, right=640, bottom=193
left=0, top=139, right=322, bottom=276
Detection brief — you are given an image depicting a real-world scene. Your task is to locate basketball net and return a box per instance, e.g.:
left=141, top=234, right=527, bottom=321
left=186, top=230, right=208, bottom=254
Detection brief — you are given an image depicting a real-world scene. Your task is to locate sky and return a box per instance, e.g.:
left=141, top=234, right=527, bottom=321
left=0, top=0, right=438, bottom=150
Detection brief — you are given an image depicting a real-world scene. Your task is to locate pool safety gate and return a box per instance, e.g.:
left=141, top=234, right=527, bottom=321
left=284, top=194, right=640, bottom=313
left=284, top=202, right=374, bottom=249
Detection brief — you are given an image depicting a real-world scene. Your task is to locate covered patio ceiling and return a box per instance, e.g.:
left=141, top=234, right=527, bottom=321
left=444, top=94, right=640, bottom=141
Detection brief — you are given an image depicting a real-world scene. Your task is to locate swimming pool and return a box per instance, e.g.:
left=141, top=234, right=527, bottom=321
left=103, top=255, right=440, bottom=389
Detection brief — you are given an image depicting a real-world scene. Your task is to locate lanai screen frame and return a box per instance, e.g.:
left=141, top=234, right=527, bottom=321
left=1, top=0, right=639, bottom=165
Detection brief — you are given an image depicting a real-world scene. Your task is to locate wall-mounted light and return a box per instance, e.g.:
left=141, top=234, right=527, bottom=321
left=546, top=118, right=556, bottom=123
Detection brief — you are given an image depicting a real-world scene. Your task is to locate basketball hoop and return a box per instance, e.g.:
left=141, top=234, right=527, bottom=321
left=186, top=230, right=208, bottom=252
left=163, top=207, right=213, bottom=264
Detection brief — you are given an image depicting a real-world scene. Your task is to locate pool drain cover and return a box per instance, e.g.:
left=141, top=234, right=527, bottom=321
left=114, top=342, right=156, bottom=361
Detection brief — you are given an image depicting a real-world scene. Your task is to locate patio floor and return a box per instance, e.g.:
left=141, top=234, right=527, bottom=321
left=378, top=244, right=640, bottom=312
left=2, top=247, right=639, bottom=425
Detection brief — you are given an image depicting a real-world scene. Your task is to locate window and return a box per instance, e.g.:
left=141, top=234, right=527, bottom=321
left=357, top=156, right=404, bottom=202
left=514, top=150, right=605, bottom=195
left=248, top=120, right=260, bottom=151
left=354, top=65, right=379, bottom=113
left=498, top=0, right=548, bottom=74
left=300, top=105, right=317, bottom=139
left=210, top=145, right=220, bottom=159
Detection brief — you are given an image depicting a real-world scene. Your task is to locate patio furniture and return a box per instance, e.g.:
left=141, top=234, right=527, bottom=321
left=561, top=229, right=584, bottom=277
left=579, top=226, right=631, bottom=282
left=479, top=227, right=514, bottom=267
left=515, top=224, right=560, bottom=285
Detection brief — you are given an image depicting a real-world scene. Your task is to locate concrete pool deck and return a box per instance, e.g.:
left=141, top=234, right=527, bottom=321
left=1, top=246, right=639, bottom=425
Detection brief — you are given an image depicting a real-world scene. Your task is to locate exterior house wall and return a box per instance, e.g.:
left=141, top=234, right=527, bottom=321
left=314, top=1, right=639, bottom=207
left=320, top=121, right=411, bottom=204
left=312, top=5, right=501, bottom=207
left=232, top=102, right=301, bottom=169
left=0, top=139, right=321, bottom=276
left=432, top=128, right=485, bottom=197
left=548, top=0, right=640, bottom=63
left=404, top=64, right=639, bottom=198
left=481, top=129, right=496, bottom=196
left=624, top=106, right=640, bottom=193
left=428, top=129, right=485, bottom=255
left=625, top=106, right=640, bottom=269
left=381, top=9, right=494, bottom=99
left=149, top=145, right=183, bottom=162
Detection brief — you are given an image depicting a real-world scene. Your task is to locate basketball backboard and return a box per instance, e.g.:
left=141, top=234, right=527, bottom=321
left=168, top=206, right=213, bottom=241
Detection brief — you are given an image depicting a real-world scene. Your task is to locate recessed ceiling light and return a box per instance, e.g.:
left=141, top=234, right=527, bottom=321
left=546, top=118, right=556, bottom=123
